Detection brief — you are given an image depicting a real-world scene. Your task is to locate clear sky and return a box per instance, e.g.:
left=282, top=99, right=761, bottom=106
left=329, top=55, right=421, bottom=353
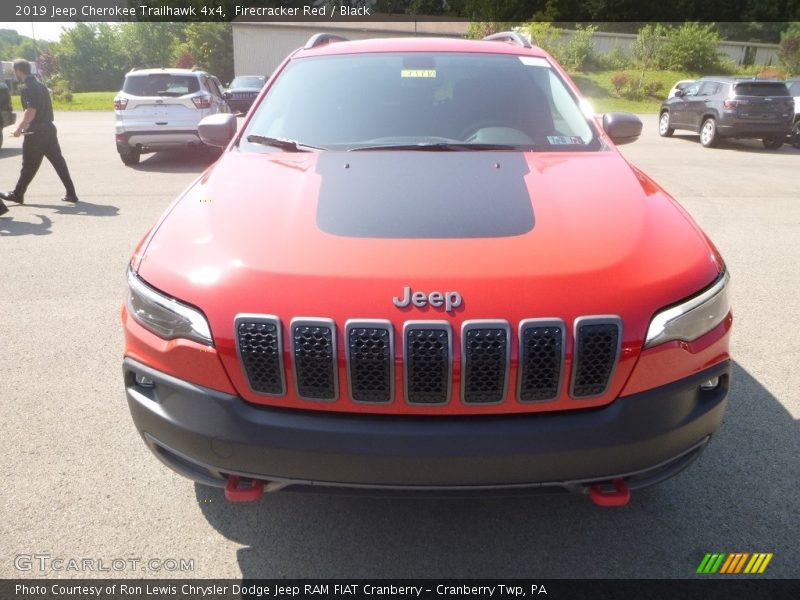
left=0, top=21, right=76, bottom=42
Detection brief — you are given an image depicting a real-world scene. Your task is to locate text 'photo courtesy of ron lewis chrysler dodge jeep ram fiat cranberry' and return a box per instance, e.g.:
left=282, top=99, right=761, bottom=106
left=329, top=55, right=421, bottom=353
left=122, top=32, right=732, bottom=508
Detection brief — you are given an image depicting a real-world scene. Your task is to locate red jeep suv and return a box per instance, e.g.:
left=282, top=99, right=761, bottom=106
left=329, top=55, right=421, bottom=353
left=122, top=33, right=732, bottom=505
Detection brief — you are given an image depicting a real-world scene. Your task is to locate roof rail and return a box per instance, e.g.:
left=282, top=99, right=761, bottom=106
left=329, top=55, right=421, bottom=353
left=304, top=33, right=349, bottom=50
left=483, top=31, right=532, bottom=49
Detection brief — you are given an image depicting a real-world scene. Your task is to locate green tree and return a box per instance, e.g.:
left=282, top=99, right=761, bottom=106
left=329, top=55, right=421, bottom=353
left=55, top=23, right=127, bottom=91
left=777, top=23, right=800, bottom=75
left=118, top=22, right=185, bottom=71
left=175, top=23, right=233, bottom=83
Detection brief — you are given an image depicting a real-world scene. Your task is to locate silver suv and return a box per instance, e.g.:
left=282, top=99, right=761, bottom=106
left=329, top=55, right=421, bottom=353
left=114, top=68, right=229, bottom=165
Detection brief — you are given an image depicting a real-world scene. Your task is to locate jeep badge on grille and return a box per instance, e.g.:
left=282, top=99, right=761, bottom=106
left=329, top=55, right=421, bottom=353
left=392, top=286, right=463, bottom=312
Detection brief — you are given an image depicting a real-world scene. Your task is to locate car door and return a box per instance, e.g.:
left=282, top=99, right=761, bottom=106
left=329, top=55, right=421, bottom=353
left=685, top=81, right=720, bottom=130
left=671, top=82, right=700, bottom=127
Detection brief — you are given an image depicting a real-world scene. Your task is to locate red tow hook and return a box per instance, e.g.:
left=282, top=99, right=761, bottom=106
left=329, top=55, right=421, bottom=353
left=588, top=478, right=631, bottom=507
left=224, top=475, right=264, bottom=502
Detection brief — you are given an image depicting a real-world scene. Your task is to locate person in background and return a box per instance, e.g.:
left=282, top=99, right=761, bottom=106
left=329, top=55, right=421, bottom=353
left=0, top=58, right=79, bottom=209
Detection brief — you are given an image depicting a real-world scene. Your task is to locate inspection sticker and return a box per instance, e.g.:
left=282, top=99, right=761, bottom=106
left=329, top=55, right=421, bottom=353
left=547, top=135, right=585, bottom=145
left=401, top=69, right=436, bottom=78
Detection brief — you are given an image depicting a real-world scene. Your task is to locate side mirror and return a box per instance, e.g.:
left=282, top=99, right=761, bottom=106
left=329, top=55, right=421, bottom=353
left=674, top=89, right=685, bottom=98
left=602, top=112, right=642, bottom=145
left=198, top=113, right=237, bottom=148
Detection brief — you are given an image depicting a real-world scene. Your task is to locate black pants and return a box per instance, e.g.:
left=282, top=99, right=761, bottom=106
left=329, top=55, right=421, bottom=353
left=13, top=123, right=76, bottom=197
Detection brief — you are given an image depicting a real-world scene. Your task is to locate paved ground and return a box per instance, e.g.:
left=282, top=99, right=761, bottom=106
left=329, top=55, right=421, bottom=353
left=0, top=112, right=798, bottom=579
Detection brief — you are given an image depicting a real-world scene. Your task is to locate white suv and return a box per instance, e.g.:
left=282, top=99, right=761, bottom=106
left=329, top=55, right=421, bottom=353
left=114, top=68, right=229, bottom=165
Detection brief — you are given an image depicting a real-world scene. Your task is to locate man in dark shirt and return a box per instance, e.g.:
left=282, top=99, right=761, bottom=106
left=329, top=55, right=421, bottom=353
left=0, top=59, right=78, bottom=212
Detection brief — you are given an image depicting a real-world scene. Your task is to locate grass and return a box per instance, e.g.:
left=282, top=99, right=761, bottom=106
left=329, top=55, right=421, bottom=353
left=11, top=91, right=116, bottom=112
left=570, top=70, right=699, bottom=114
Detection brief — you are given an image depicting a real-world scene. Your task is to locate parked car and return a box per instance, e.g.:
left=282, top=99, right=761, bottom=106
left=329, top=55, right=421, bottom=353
left=123, top=33, right=732, bottom=506
left=667, top=79, right=694, bottom=99
left=786, top=77, right=800, bottom=147
left=0, top=81, right=15, bottom=149
left=113, top=67, right=230, bottom=165
left=659, top=76, right=794, bottom=149
left=223, top=75, right=267, bottom=114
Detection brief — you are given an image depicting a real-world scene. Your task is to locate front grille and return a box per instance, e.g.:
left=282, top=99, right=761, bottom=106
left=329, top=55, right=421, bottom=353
left=235, top=314, right=623, bottom=408
left=346, top=320, right=394, bottom=403
left=235, top=315, right=286, bottom=396
left=570, top=317, right=622, bottom=398
left=404, top=322, right=452, bottom=405
left=291, top=318, right=338, bottom=401
left=461, top=321, right=510, bottom=404
left=517, top=319, right=565, bottom=402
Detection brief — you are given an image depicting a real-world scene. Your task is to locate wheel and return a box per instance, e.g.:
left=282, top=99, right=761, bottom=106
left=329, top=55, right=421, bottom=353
left=658, top=112, right=674, bottom=137
left=700, top=118, right=717, bottom=148
left=761, top=136, right=784, bottom=150
left=119, top=147, right=140, bottom=166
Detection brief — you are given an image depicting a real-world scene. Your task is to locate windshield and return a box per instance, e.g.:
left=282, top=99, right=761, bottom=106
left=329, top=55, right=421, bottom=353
left=123, top=74, right=199, bottom=97
left=231, top=76, right=266, bottom=88
left=786, top=81, right=800, bottom=96
left=241, top=52, right=599, bottom=152
left=733, top=82, right=790, bottom=97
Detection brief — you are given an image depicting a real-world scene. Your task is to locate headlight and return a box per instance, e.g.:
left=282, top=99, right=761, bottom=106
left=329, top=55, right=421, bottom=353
left=126, top=268, right=213, bottom=346
left=644, top=271, right=730, bottom=349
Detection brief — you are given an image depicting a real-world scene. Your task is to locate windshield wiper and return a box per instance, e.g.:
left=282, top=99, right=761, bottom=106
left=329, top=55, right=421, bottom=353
left=349, top=142, right=529, bottom=152
left=246, top=135, right=326, bottom=152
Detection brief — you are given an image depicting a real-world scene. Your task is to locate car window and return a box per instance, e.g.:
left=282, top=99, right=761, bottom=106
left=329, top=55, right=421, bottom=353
left=733, top=82, right=790, bottom=96
left=683, top=82, right=701, bottom=97
left=698, top=82, right=719, bottom=96
left=784, top=81, right=800, bottom=96
left=123, top=74, right=200, bottom=97
left=231, top=76, right=266, bottom=88
left=242, top=52, right=599, bottom=151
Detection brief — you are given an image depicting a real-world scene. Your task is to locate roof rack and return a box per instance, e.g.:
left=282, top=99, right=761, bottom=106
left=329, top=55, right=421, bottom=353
left=304, top=33, right=349, bottom=50
left=483, top=31, right=532, bottom=49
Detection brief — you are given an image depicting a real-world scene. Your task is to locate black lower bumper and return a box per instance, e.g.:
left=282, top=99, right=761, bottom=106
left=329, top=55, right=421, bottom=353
left=124, top=358, right=730, bottom=492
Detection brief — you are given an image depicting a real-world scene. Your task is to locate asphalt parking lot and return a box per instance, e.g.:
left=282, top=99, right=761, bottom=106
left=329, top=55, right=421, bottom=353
left=1, top=112, right=798, bottom=579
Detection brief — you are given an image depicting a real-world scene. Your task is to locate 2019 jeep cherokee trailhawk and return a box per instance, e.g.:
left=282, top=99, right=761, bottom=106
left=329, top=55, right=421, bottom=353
left=122, top=33, right=732, bottom=506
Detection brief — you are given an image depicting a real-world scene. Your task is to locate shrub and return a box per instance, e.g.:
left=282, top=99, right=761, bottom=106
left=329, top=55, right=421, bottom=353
left=644, top=80, right=665, bottom=97
left=777, top=32, right=800, bottom=76
left=663, top=22, right=724, bottom=73
left=611, top=72, right=630, bottom=95
left=631, top=24, right=669, bottom=69
left=559, top=25, right=597, bottom=71
left=756, top=66, right=789, bottom=80
left=598, top=41, right=630, bottom=70
left=526, top=22, right=562, bottom=57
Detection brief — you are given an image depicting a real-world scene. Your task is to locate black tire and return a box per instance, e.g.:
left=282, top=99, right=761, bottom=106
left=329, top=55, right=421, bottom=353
left=700, top=118, right=718, bottom=148
left=658, top=111, right=674, bottom=137
left=0, top=129, right=3, bottom=149
left=762, top=136, right=784, bottom=150
left=119, top=147, right=140, bottom=166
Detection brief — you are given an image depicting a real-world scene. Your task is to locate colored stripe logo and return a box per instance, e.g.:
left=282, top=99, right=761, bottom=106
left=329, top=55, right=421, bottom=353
left=697, top=552, right=773, bottom=574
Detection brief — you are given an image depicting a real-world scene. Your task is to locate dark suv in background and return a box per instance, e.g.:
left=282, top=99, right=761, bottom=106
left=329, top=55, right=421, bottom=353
left=659, top=77, right=793, bottom=149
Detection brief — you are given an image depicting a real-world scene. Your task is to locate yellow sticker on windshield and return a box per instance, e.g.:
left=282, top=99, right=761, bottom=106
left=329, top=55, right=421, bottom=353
left=401, top=69, right=436, bottom=78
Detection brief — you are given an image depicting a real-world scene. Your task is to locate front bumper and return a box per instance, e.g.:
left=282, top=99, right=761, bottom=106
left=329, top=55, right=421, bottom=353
left=124, top=358, right=730, bottom=493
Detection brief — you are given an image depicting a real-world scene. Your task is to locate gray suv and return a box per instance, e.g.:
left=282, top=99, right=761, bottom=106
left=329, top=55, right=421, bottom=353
left=659, top=77, right=793, bottom=149
left=114, top=68, right=229, bottom=165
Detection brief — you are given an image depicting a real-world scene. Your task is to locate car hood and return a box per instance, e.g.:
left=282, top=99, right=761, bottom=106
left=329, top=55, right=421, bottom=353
left=137, top=149, right=721, bottom=343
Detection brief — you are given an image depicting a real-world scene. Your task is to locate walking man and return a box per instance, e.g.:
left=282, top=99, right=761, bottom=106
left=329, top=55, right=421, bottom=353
left=0, top=59, right=79, bottom=209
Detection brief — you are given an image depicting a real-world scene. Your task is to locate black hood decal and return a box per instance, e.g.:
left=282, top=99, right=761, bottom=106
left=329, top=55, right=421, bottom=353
left=315, top=152, right=534, bottom=239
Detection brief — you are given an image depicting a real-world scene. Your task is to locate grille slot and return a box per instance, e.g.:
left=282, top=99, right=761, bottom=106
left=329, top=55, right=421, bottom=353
left=461, top=321, right=510, bottom=404
left=517, top=319, right=565, bottom=402
left=346, top=320, right=394, bottom=403
left=404, top=322, right=452, bottom=405
left=291, top=318, right=338, bottom=401
left=571, top=317, right=622, bottom=398
left=235, top=315, right=286, bottom=396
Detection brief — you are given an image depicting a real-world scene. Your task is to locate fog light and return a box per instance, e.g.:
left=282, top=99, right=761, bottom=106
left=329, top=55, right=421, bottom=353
left=135, top=373, right=155, bottom=388
left=699, top=377, right=719, bottom=391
